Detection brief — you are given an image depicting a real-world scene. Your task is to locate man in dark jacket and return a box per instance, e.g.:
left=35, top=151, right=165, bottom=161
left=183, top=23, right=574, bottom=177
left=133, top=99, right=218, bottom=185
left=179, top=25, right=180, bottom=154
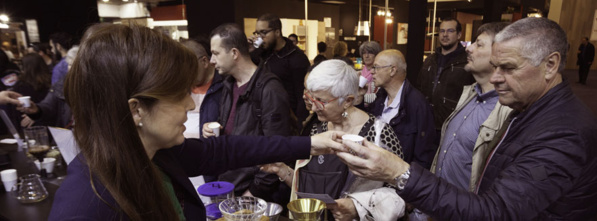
left=249, top=14, right=310, bottom=128
left=204, top=23, right=293, bottom=205
left=577, top=37, right=594, bottom=85
left=416, top=18, right=475, bottom=133
left=363, top=49, right=436, bottom=169
left=336, top=17, right=597, bottom=220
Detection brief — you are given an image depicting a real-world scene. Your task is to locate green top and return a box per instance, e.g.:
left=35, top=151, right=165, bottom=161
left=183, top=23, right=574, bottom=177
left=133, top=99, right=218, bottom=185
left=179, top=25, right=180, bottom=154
left=157, top=167, right=186, bottom=221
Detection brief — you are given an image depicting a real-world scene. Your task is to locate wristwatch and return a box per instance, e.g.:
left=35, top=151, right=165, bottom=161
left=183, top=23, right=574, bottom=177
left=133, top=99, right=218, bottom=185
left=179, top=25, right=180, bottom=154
left=388, top=167, right=410, bottom=191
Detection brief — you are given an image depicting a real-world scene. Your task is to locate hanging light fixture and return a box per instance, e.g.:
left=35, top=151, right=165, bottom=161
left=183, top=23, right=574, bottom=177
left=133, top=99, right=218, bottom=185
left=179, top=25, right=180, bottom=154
left=355, top=0, right=370, bottom=36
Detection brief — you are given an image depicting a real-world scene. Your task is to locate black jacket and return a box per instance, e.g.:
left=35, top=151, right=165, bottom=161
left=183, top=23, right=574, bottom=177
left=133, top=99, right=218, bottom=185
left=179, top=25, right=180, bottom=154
left=365, top=80, right=437, bottom=169
left=251, top=37, right=310, bottom=124
left=400, top=80, right=597, bottom=220
left=218, top=63, right=293, bottom=203
left=416, top=45, right=475, bottom=129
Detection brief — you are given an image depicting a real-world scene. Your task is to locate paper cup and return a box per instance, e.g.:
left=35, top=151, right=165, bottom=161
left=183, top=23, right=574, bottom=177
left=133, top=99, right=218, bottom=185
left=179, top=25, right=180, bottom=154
left=34, top=158, right=56, bottom=173
left=342, top=134, right=364, bottom=145
left=359, top=76, right=368, bottom=88
left=253, top=37, right=264, bottom=48
left=18, top=96, right=31, bottom=107
left=0, top=169, right=17, bottom=182
left=208, top=122, right=221, bottom=137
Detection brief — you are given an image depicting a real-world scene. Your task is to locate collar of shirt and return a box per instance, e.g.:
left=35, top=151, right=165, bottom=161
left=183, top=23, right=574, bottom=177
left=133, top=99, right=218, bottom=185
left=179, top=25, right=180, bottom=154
left=475, top=83, right=498, bottom=102
left=383, top=81, right=405, bottom=111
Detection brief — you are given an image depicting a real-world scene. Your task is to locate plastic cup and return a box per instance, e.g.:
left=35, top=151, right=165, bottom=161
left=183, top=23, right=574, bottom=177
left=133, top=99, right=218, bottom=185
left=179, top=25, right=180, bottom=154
left=34, top=158, right=56, bottom=173
left=359, top=76, right=368, bottom=88
left=253, top=37, right=264, bottom=48
left=208, top=123, right=221, bottom=137
left=18, top=96, right=31, bottom=108
left=1, top=169, right=17, bottom=192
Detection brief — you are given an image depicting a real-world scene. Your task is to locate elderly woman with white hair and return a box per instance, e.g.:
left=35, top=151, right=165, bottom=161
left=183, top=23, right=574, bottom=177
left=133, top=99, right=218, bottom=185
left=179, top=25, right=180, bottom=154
left=262, top=59, right=405, bottom=220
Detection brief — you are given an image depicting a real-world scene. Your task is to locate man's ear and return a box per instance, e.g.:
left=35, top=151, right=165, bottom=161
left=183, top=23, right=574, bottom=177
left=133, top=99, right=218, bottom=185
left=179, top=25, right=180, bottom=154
left=128, top=98, right=146, bottom=125
left=231, top=48, right=240, bottom=60
left=544, top=52, right=561, bottom=81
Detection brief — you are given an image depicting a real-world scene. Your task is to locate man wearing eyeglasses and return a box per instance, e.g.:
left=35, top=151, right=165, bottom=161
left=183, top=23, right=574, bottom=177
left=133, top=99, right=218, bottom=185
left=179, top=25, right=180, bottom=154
left=416, top=18, right=475, bottom=141
left=248, top=13, right=311, bottom=130
left=361, top=49, right=436, bottom=170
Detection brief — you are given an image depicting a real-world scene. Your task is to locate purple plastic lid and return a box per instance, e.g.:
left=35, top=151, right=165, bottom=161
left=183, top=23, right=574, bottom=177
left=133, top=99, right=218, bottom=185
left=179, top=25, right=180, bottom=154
left=197, top=181, right=235, bottom=197
left=205, top=203, right=222, bottom=219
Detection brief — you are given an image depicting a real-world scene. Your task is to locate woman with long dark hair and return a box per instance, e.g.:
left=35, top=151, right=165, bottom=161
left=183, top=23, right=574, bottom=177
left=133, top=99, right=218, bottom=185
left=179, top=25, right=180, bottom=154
left=49, top=24, right=340, bottom=220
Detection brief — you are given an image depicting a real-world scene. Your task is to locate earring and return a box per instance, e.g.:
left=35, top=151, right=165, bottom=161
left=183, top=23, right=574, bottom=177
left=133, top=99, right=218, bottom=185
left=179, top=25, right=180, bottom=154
left=138, top=122, right=143, bottom=127
left=342, top=111, right=348, bottom=118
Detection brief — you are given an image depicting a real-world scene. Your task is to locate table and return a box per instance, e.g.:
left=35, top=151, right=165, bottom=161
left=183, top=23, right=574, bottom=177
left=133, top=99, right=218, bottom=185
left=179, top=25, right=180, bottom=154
left=0, top=142, right=66, bottom=221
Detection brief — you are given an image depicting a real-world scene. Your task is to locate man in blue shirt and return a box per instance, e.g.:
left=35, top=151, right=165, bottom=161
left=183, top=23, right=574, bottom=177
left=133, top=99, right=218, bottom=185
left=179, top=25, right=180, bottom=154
left=49, top=32, right=73, bottom=85
left=430, top=22, right=512, bottom=192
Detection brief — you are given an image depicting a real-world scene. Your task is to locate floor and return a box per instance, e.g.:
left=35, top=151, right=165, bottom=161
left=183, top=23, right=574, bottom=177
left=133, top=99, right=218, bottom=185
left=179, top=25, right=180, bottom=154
left=562, top=69, right=597, bottom=116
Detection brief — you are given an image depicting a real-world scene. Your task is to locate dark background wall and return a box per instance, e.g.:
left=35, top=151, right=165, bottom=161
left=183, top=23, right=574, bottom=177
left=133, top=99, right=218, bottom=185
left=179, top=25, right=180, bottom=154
left=3, top=0, right=99, bottom=43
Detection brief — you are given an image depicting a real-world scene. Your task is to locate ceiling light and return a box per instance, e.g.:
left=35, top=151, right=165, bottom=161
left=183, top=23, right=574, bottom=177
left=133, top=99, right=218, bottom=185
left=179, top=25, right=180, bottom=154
left=102, top=0, right=109, bottom=2
left=386, top=18, right=393, bottom=24
left=123, top=0, right=129, bottom=2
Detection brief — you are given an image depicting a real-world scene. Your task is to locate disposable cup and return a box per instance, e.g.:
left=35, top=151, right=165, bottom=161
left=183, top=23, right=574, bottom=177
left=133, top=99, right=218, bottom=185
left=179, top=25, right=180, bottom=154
left=359, top=76, right=368, bottom=88
left=253, top=37, right=264, bottom=48
left=342, top=134, right=364, bottom=145
left=0, top=169, right=17, bottom=192
left=18, top=96, right=31, bottom=108
left=208, top=123, right=221, bottom=137
left=34, top=158, right=56, bottom=173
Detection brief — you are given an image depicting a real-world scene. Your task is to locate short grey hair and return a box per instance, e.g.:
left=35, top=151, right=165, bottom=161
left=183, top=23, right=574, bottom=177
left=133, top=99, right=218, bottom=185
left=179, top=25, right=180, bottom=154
left=476, top=22, right=509, bottom=41
left=359, top=41, right=382, bottom=56
left=494, top=17, right=567, bottom=71
left=306, top=59, right=358, bottom=104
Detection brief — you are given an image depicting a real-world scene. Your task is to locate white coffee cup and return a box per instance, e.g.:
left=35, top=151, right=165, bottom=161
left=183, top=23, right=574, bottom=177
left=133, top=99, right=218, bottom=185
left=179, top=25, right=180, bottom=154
left=208, top=122, right=221, bottom=137
left=253, top=37, right=264, bottom=48
left=0, top=169, right=17, bottom=192
left=34, top=158, right=56, bottom=173
left=342, top=134, right=364, bottom=145
left=359, top=76, right=368, bottom=88
left=18, top=96, right=31, bottom=108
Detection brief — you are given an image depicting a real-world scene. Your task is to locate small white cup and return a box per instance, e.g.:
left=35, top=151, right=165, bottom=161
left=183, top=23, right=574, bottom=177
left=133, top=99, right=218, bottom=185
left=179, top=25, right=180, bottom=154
left=0, top=169, right=17, bottom=192
left=253, top=37, right=264, bottom=48
left=342, top=134, right=364, bottom=156
left=34, top=158, right=56, bottom=173
left=208, top=122, right=221, bottom=137
left=18, top=96, right=31, bottom=107
left=358, top=76, right=368, bottom=88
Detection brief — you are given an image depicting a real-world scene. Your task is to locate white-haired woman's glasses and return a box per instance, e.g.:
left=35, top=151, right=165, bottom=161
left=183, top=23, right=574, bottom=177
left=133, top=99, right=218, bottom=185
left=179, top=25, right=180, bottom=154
left=304, top=91, right=340, bottom=111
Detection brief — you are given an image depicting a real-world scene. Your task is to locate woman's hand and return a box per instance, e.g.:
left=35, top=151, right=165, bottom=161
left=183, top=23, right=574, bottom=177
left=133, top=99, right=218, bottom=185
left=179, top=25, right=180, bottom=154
left=310, top=131, right=345, bottom=155
left=330, top=198, right=358, bottom=221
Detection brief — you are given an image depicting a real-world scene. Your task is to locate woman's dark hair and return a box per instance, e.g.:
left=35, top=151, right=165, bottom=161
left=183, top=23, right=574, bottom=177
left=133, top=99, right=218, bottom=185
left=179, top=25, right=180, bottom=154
left=65, top=24, right=197, bottom=220
left=19, top=53, right=51, bottom=91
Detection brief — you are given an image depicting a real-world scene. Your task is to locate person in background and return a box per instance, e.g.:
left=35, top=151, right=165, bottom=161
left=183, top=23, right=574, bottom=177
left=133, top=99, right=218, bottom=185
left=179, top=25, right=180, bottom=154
left=577, top=37, right=594, bottom=85
left=335, top=17, right=597, bottom=220
left=0, top=50, right=19, bottom=91
left=288, top=33, right=299, bottom=46
left=248, top=14, right=311, bottom=128
left=2, top=54, right=51, bottom=131
left=181, top=37, right=224, bottom=139
left=363, top=49, right=436, bottom=169
left=48, top=24, right=343, bottom=220
left=204, top=23, right=294, bottom=206
left=49, top=32, right=73, bottom=85
left=333, top=41, right=354, bottom=67
left=27, top=43, right=56, bottom=72
left=357, top=41, right=382, bottom=106
left=313, top=41, right=327, bottom=66
left=262, top=60, right=405, bottom=220
left=416, top=18, right=475, bottom=138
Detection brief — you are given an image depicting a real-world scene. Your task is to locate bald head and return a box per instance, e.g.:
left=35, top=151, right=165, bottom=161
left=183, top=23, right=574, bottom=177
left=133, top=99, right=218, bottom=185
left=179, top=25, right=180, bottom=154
left=376, top=49, right=406, bottom=74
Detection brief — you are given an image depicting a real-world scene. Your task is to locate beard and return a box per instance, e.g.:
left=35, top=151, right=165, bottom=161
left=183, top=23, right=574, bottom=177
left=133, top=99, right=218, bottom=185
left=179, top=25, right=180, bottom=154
left=441, top=42, right=458, bottom=51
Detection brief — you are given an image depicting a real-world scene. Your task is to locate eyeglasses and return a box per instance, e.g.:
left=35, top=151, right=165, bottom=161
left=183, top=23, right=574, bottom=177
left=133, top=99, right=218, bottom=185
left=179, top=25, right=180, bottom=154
left=253, top=29, right=274, bottom=37
left=304, top=91, right=340, bottom=110
left=371, top=65, right=394, bottom=72
left=439, top=29, right=457, bottom=34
